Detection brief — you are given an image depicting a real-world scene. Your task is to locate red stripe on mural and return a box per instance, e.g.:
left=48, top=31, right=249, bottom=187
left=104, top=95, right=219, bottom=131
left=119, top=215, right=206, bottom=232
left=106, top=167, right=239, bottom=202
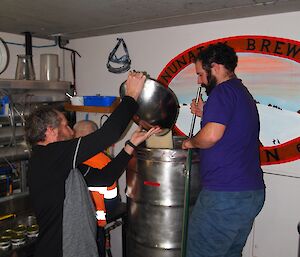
left=260, top=137, right=300, bottom=165
left=157, top=35, right=300, bottom=87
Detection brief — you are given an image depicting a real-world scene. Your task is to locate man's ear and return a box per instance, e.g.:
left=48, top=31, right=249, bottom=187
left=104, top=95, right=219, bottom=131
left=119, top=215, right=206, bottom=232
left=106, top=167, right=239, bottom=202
left=210, top=62, right=218, bottom=72
left=45, top=126, right=58, bottom=143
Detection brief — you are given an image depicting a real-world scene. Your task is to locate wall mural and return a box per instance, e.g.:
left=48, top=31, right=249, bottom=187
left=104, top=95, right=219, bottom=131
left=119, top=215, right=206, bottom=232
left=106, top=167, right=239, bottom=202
left=157, top=36, right=300, bottom=176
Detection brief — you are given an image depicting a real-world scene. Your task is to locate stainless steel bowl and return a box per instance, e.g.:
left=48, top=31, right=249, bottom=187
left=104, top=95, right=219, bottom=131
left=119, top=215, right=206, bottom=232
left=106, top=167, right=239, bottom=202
left=120, top=78, right=179, bottom=134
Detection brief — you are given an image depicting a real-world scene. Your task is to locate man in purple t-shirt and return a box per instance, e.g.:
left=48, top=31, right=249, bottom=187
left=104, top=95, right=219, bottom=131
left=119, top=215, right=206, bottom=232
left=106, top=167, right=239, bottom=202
left=182, top=43, right=265, bottom=257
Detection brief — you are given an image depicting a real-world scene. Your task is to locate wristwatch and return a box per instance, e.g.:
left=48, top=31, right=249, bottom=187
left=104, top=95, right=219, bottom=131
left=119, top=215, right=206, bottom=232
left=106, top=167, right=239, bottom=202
left=125, top=140, right=137, bottom=150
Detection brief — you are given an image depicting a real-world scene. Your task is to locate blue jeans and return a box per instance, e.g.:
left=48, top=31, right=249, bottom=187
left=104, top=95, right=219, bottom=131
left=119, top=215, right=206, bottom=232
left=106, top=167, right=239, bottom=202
left=186, top=189, right=265, bottom=257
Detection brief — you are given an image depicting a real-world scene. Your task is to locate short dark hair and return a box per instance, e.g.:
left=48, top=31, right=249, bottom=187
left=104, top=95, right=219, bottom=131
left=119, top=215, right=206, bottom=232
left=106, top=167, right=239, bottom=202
left=196, top=42, right=238, bottom=72
left=25, top=106, right=60, bottom=146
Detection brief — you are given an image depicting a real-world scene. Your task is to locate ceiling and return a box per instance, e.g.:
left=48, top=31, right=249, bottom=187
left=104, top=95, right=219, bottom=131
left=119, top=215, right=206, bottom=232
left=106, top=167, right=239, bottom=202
left=0, top=0, right=300, bottom=40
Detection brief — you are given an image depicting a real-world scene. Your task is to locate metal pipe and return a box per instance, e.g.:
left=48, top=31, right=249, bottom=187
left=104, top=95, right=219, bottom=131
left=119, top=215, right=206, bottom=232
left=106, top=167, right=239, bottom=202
left=188, top=87, right=202, bottom=138
left=298, top=222, right=300, bottom=257
left=20, top=160, right=28, bottom=192
left=0, top=144, right=29, bottom=164
left=24, top=32, right=32, bottom=56
left=181, top=87, right=201, bottom=257
left=58, top=36, right=81, bottom=95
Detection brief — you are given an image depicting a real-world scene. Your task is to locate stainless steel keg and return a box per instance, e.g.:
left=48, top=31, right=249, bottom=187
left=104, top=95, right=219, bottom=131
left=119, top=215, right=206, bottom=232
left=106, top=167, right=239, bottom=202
left=126, top=137, right=201, bottom=257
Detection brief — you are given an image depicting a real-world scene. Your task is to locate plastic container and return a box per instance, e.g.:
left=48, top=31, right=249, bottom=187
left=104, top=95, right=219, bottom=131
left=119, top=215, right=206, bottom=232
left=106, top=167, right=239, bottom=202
left=83, top=96, right=116, bottom=107
left=40, top=54, right=60, bottom=81
left=70, top=96, right=84, bottom=106
left=0, top=96, right=9, bottom=116
left=0, top=166, right=13, bottom=196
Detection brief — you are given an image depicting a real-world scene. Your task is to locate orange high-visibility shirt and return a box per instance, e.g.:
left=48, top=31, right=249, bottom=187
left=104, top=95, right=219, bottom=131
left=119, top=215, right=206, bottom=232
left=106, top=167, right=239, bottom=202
left=84, top=152, right=118, bottom=227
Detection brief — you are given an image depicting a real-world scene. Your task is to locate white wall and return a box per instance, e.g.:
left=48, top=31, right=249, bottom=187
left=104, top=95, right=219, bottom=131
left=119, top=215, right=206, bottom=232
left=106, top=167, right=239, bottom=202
left=252, top=173, right=300, bottom=257
left=68, top=11, right=300, bottom=257
left=68, top=11, right=300, bottom=96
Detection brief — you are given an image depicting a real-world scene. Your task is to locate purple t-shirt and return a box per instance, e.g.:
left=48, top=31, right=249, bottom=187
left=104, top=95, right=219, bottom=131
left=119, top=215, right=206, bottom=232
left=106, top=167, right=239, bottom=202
left=199, top=78, right=265, bottom=191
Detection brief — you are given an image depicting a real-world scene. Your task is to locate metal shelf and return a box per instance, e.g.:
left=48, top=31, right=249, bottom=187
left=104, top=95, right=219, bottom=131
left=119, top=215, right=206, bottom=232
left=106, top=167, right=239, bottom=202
left=0, top=79, right=72, bottom=102
left=0, top=79, right=71, bottom=92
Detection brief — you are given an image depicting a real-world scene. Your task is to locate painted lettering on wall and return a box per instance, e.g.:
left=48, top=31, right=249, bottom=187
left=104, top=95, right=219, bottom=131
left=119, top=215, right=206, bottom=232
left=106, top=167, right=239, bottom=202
left=260, top=137, right=300, bottom=165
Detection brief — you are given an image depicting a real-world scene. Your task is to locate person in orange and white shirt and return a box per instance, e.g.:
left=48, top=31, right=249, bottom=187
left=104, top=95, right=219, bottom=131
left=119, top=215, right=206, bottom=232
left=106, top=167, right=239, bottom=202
left=74, top=120, right=119, bottom=227
left=74, top=120, right=161, bottom=256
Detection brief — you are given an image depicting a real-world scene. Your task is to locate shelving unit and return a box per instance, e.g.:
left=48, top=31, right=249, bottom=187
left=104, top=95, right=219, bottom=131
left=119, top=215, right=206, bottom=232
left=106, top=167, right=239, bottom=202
left=64, top=97, right=120, bottom=113
left=0, top=79, right=71, bottom=203
left=0, top=79, right=71, bottom=103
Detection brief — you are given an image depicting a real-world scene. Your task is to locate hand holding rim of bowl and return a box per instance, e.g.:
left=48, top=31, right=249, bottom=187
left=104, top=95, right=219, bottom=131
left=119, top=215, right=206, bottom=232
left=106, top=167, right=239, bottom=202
left=125, top=71, right=146, bottom=101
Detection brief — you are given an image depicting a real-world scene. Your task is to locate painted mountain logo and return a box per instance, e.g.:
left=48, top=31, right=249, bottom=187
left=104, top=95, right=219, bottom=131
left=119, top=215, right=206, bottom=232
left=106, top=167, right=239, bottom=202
left=157, top=35, right=300, bottom=166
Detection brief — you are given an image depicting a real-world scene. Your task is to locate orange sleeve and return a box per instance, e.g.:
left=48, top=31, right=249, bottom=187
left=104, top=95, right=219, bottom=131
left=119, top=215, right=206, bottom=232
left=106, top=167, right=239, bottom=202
left=83, top=152, right=111, bottom=169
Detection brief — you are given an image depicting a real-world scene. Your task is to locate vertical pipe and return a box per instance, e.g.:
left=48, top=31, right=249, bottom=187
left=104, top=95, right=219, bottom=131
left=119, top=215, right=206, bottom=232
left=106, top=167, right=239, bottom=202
left=24, top=32, right=32, bottom=56
left=57, top=36, right=81, bottom=95
left=24, top=32, right=34, bottom=80
left=298, top=222, right=300, bottom=257
left=188, top=87, right=201, bottom=138
left=20, top=160, right=28, bottom=192
left=181, top=87, right=201, bottom=257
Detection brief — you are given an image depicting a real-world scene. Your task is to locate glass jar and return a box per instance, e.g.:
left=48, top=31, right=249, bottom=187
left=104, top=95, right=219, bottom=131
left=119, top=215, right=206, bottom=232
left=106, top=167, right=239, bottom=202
left=15, top=54, right=35, bottom=80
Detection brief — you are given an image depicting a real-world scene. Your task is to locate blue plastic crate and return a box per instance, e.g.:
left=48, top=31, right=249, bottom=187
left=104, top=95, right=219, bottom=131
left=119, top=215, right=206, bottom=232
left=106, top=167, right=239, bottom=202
left=83, top=96, right=116, bottom=106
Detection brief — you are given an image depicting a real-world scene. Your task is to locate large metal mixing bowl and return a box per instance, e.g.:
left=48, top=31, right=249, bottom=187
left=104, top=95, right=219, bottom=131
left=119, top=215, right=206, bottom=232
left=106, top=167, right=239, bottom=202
left=120, top=78, right=179, bottom=134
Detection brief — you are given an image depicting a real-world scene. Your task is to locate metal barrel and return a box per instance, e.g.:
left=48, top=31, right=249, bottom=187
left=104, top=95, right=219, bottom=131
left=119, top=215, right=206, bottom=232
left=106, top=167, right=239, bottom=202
left=126, top=137, right=201, bottom=257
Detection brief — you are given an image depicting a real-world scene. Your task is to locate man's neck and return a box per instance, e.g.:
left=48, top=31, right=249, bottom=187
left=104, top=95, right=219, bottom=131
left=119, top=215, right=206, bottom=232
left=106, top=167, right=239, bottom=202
left=37, top=138, right=55, bottom=146
left=37, top=141, right=49, bottom=146
left=218, top=72, right=236, bottom=85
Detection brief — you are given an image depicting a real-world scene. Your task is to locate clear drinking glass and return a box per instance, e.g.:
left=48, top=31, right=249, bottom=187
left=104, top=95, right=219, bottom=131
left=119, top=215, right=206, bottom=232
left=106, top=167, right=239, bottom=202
left=15, top=55, right=35, bottom=80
